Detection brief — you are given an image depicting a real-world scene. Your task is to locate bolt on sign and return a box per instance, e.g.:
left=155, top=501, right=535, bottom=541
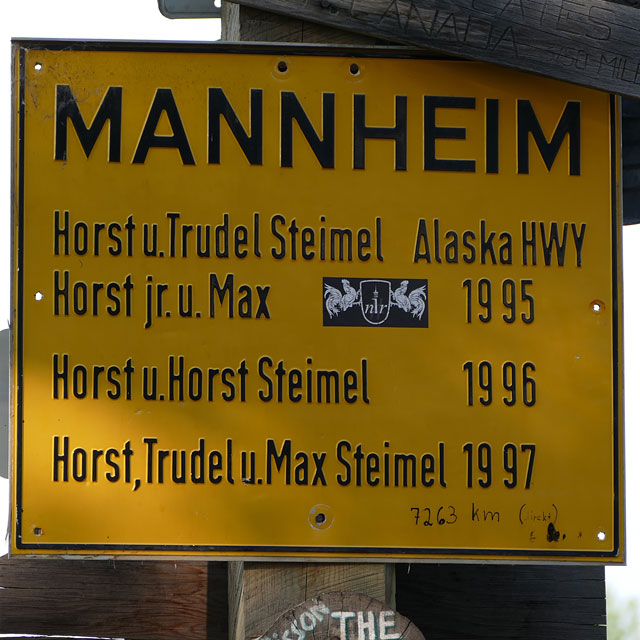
left=11, top=40, right=623, bottom=561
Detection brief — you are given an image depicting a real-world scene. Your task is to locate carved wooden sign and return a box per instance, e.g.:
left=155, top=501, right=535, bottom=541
left=232, top=0, right=640, bottom=98
left=258, top=592, right=425, bottom=640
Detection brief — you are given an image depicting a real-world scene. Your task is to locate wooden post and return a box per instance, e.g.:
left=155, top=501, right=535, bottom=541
left=229, top=563, right=395, bottom=640
left=221, top=6, right=394, bottom=639
left=221, top=3, right=377, bottom=44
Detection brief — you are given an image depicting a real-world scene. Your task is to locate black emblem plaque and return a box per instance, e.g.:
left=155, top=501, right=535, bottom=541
left=323, top=277, right=428, bottom=327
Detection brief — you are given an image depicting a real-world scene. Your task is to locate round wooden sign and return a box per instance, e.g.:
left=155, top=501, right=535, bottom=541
left=258, top=591, right=425, bottom=640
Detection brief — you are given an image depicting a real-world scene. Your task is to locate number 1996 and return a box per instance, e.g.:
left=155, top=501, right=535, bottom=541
left=463, top=361, right=536, bottom=406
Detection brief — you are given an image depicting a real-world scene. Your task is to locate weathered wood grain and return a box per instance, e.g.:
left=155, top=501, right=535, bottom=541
left=0, top=556, right=227, bottom=640
left=229, top=563, right=393, bottom=640
left=623, top=96, right=640, bottom=222
left=222, top=1, right=378, bottom=42
left=395, top=563, right=607, bottom=639
left=0, top=557, right=607, bottom=639
left=230, top=0, right=640, bottom=99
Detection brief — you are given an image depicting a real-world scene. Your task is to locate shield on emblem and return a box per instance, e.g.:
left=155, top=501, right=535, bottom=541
left=359, top=280, right=391, bottom=325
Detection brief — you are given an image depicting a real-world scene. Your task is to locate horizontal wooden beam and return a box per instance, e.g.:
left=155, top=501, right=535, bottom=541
left=0, top=556, right=227, bottom=640
left=0, top=557, right=605, bottom=639
left=231, top=0, right=640, bottom=99
left=396, top=563, right=606, bottom=639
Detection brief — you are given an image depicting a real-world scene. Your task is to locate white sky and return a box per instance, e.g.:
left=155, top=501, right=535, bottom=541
left=3, top=0, right=640, bottom=603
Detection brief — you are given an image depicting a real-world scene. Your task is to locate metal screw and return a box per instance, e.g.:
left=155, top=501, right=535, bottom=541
left=278, top=61, right=288, bottom=73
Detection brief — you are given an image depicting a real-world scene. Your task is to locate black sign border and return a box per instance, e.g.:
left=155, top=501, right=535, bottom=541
left=12, top=39, right=623, bottom=562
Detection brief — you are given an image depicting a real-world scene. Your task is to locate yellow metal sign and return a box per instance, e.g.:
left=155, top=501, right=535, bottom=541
left=11, top=41, right=623, bottom=561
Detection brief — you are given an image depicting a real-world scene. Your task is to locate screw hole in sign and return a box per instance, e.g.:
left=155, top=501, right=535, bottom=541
left=34, top=62, right=42, bottom=71
left=591, top=300, right=604, bottom=312
left=309, top=504, right=334, bottom=530
left=277, top=60, right=288, bottom=73
left=34, top=291, right=43, bottom=301
left=350, top=63, right=360, bottom=76
left=597, top=531, right=606, bottom=541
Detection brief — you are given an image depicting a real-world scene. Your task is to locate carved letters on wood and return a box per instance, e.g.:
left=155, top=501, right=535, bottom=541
left=233, top=0, right=640, bottom=98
